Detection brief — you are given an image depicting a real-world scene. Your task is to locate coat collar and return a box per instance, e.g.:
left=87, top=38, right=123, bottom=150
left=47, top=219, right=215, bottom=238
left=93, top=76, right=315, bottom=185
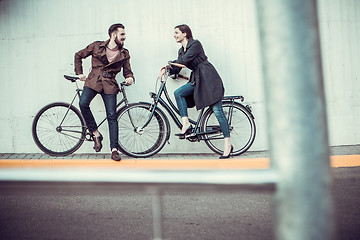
left=100, top=40, right=109, bottom=48
left=100, top=39, right=125, bottom=52
left=181, top=39, right=197, bottom=53
left=99, top=40, right=126, bottom=66
left=186, top=39, right=196, bottom=48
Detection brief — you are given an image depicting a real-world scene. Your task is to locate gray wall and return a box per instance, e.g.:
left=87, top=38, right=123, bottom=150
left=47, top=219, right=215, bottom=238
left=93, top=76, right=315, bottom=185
left=0, top=0, right=359, bottom=154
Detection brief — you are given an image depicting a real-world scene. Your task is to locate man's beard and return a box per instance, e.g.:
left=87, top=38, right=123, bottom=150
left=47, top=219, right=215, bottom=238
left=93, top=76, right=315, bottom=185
left=115, top=36, right=124, bottom=48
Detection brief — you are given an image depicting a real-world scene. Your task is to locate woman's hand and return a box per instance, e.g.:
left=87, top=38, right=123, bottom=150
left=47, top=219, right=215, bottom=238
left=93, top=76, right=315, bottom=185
left=158, top=67, right=166, bottom=80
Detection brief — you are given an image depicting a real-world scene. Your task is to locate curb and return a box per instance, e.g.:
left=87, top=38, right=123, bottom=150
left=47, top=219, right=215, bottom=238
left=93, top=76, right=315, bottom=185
left=1, top=155, right=359, bottom=169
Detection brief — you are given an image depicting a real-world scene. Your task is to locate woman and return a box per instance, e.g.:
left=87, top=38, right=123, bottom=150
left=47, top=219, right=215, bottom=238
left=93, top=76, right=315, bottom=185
left=159, top=24, right=233, bottom=158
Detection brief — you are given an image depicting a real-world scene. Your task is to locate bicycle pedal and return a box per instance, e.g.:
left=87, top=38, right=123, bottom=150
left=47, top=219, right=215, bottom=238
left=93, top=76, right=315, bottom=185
left=185, top=133, right=196, bottom=139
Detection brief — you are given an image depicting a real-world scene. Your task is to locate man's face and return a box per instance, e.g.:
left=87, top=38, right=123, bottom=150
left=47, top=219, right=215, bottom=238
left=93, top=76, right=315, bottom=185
left=114, top=28, right=126, bottom=47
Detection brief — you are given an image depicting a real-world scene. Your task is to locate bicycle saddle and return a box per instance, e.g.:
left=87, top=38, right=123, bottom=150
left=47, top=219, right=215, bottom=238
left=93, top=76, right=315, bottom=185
left=64, top=75, right=79, bottom=82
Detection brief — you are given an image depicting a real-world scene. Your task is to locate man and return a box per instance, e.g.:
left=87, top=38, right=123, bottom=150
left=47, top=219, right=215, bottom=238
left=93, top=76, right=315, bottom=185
left=74, top=23, right=134, bottom=161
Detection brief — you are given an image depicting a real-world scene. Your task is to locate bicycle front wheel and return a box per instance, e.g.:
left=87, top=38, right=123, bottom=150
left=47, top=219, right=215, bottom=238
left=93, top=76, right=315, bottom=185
left=117, top=103, right=169, bottom=158
left=32, top=102, right=86, bottom=156
left=201, top=102, right=256, bottom=156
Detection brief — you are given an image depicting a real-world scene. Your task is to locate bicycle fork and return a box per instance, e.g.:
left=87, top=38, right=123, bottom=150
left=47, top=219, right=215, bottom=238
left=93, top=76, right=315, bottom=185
left=136, top=84, right=166, bottom=131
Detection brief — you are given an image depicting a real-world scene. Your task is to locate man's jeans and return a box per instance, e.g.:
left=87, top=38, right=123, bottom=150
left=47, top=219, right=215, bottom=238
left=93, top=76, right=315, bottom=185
left=174, top=82, right=230, bottom=138
left=79, top=86, right=119, bottom=150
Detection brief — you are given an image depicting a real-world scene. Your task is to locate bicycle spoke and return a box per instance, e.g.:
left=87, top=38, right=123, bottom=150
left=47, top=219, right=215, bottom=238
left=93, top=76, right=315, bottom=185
left=32, top=103, right=86, bottom=156
left=117, top=103, right=168, bottom=157
left=202, top=102, right=256, bottom=156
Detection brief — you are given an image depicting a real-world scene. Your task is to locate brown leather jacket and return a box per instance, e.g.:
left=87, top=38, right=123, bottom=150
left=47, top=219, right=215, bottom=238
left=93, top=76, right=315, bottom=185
left=74, top=40, right=134, bottom=94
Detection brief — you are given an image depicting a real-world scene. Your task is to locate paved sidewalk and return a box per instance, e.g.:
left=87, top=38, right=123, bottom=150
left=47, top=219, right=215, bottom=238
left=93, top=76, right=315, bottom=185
left=0, top=150, right=267, bottom=160
left=1, top=144, right=359, bottom=160
left=1, top=145, right=359, bottom=169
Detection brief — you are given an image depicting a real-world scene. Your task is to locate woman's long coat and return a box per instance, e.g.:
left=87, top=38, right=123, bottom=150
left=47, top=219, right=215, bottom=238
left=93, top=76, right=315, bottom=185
left=169, top=39, right=224, bottom=110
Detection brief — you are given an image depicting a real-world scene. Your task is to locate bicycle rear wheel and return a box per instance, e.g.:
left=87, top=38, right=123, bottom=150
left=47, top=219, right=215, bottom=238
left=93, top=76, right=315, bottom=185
left=117, top=103, right=169, bottom=158
left=201, top=102, right=256, bottom=156
left=32, top=102, right=86, bottom=156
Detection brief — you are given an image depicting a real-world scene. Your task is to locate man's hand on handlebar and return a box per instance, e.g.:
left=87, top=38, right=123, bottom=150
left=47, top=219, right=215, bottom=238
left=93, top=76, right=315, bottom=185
left=125, top=77, right=134, bottom=85
left=78, top=74, right=86, bottom=81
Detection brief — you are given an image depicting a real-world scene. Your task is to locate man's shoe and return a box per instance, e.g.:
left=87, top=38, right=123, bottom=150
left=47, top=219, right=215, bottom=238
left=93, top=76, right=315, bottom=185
left=111, top=150, right=121, bottom=161
left=93, top=133, right=103, bottom=152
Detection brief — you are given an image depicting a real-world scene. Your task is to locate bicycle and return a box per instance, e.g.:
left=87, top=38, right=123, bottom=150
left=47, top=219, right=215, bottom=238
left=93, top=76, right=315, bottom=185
left=32, top=75, right=132, bottom=156
left=116, top=62, right=256, bottom=158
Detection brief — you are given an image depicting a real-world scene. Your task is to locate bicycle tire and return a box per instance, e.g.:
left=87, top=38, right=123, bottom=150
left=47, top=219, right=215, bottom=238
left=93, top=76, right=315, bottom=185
left=117, top=102, right=170, bottom=158
left=32, top=102, right=86, bottom=156
left=201, top=101, right=256, bottom=156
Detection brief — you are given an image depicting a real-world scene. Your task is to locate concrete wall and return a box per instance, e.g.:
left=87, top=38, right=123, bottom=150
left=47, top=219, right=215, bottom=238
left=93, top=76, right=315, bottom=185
left=318, top=0, right=360, bottom=148
left=0, top=0, right=359, bottom=154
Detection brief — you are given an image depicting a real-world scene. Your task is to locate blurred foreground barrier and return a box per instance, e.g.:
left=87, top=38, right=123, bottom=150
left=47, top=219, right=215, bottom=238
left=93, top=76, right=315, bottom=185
left=256, top=0, right=335, bottom=239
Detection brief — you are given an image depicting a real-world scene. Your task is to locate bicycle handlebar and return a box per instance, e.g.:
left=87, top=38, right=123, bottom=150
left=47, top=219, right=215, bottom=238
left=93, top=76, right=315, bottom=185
left=64, top=75, right=130, bottom=87
left=170, top=74, right=189, bottom=80
left=169, top=62, right=186, bottom=68
left=164, top=62, right=189, bottom=81
left=120, top=81, right=131, bottom=86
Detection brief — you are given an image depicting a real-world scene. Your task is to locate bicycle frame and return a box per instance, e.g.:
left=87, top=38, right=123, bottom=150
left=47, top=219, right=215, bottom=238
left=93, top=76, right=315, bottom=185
left=141, top=73, right=242, bottom=141
left=96, top=83, right=130, bottom=128
left=113, top=67, right=255, bottom=157
left=60, top=79, right=130, bottom=140
left=149, top=79, right=199, bottom=128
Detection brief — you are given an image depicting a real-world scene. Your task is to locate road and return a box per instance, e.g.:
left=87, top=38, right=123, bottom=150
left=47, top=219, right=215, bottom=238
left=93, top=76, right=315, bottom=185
left=0, top=167, right=359, bottom=240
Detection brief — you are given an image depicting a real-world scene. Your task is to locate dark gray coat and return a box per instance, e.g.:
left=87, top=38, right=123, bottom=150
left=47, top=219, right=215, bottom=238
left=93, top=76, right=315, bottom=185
left=170, top=39, right=224, bottom=110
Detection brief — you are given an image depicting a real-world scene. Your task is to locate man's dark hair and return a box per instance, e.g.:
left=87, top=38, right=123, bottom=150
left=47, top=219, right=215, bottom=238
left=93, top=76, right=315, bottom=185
left=175, top=24, right=193, bottom=40
left=108, top=23, right=125, bottom=37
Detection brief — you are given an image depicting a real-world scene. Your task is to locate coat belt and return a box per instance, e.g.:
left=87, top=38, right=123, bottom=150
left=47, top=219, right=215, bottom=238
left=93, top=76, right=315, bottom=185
left=190, top=60, right=209, bottom=85
left=102, top=71, right=115, bottom=78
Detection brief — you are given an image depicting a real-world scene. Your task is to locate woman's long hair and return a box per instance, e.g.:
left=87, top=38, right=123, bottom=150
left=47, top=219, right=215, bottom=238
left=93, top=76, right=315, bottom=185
left=175, top=24, right=193, bottom=40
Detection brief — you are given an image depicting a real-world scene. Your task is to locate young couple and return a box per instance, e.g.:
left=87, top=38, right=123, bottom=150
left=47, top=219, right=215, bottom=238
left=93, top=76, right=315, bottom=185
left=75, top=23, right=232, bottom=161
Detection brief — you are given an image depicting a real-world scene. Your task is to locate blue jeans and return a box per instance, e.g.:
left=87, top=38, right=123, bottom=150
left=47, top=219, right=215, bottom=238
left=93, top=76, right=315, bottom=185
left=174, top=82, right=230, bottom=138
left=174, top=82, right=195, bottom=117
left=79, top=86, right=119, bottom=150
left=211, top=100, right=230, bottom=138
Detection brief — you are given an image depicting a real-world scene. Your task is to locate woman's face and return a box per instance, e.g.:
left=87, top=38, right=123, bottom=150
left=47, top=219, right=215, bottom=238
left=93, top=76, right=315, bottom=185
left=174, top=28, right=186, bottom=43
